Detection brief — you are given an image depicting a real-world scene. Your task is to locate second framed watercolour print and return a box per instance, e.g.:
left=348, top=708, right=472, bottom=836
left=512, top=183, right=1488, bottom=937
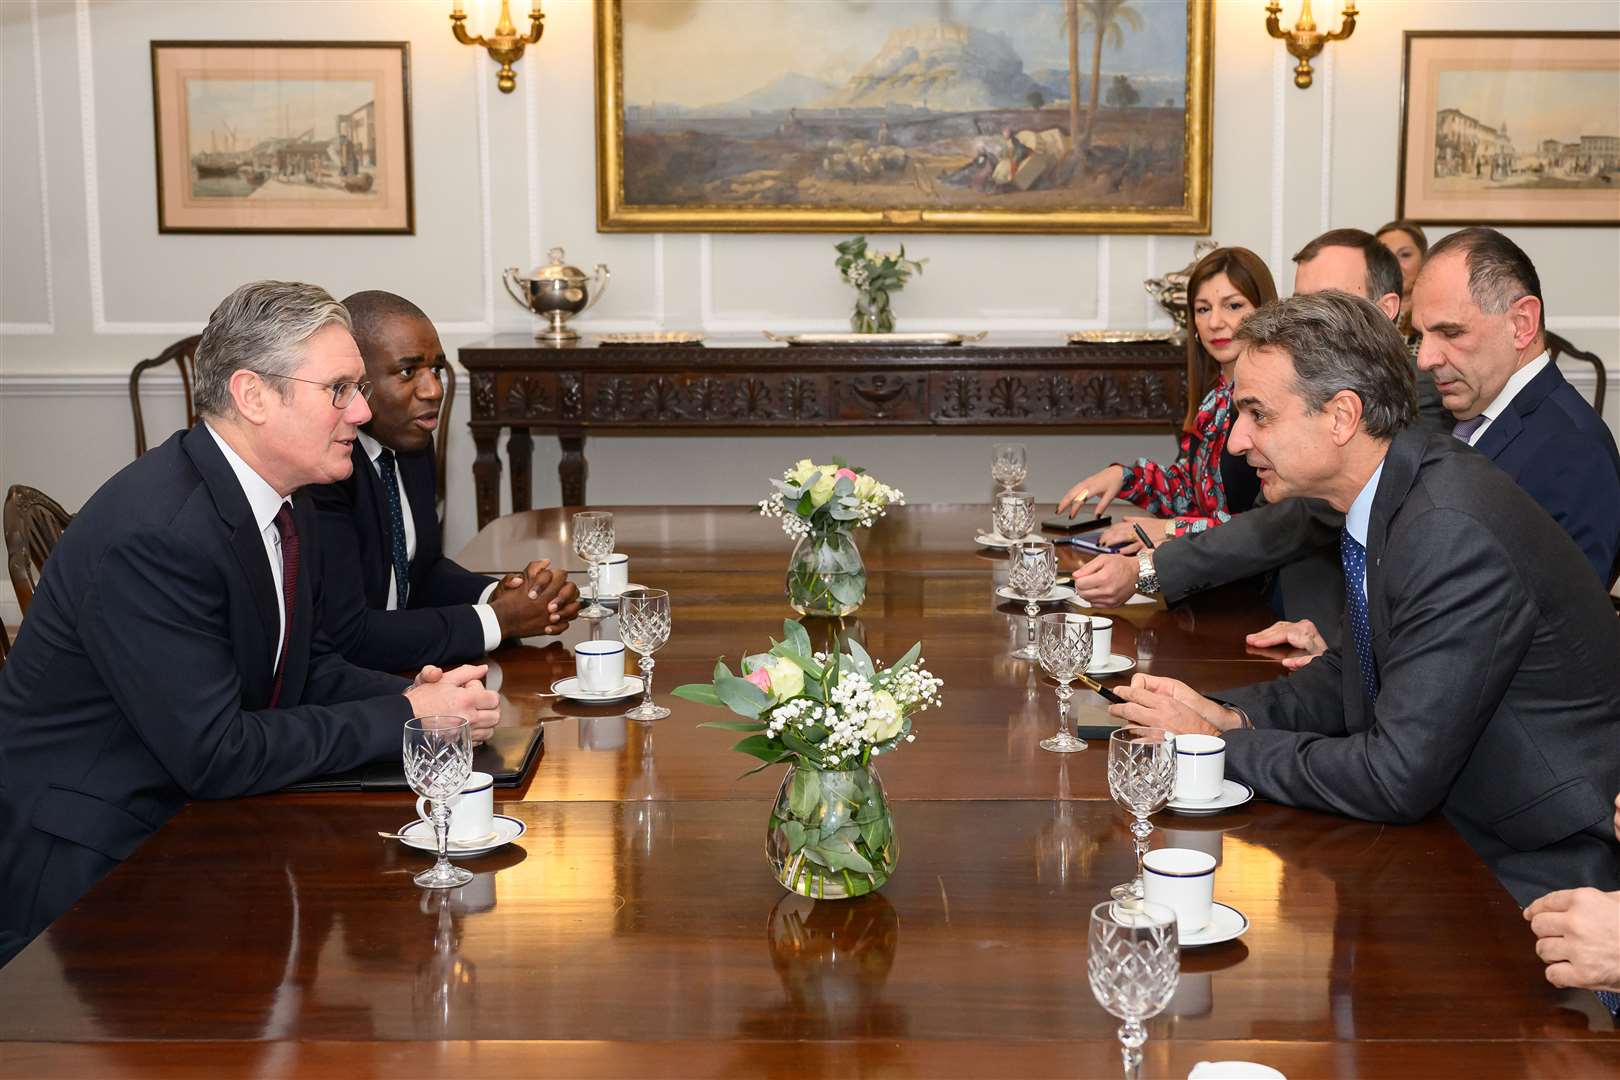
left=596, top=1, right=1211, bottom=233
left=151, top=41, right=414, bottom=234
left=1398, top=32, right=1620, bottom=227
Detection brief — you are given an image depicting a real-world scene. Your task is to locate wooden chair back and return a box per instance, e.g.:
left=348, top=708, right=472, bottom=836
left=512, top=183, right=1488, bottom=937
left=4, top=485, right=74, bottom=616
left=130, top=335, right=202, bottom=457
left=1546, top=331, right=1607, bottom=417
left=436, top=364, right=456, bottom=515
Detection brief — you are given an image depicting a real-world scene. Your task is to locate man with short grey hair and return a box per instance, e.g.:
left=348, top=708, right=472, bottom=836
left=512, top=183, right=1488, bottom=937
left=1107, top=290, right=1620, bottom=908
left=0, top=280, right=502, bottom=964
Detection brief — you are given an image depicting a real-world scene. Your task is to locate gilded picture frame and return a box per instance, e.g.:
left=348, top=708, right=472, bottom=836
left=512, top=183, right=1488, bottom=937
left=596, top=1, right=1212, bottom=234
left=1397, top=31, right=1620, bottom=228
left=151, top=40, right=415, bottom=235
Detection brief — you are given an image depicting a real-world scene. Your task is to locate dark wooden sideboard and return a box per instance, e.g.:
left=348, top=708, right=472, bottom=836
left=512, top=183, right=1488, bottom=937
left=458, top=335, right=1186, bottom=527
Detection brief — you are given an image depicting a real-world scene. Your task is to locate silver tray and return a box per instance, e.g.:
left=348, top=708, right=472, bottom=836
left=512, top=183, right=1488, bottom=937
left=597, top=331, right=704, bottom=345
left=763, top=331, right=987, bottom=346
left=1067, top=330, right=1177, bottom=344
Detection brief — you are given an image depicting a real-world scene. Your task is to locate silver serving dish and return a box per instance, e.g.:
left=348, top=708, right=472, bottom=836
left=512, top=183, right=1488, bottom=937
left=503, top=247, right=610, bottom=343
left=763, top=331, right=987, bottom=346
left=1067, top=330, right=1178, bottom=344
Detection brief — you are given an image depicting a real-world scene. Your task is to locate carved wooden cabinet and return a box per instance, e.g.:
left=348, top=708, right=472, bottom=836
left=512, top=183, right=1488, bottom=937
left=459, top=336, right=1186, bottom=527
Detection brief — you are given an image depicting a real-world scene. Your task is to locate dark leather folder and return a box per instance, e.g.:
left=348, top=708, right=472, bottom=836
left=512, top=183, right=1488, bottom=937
left=280, top=722, right=544, bottom=792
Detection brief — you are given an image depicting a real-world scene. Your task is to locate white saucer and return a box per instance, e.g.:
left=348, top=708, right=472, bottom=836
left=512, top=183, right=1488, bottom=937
left=589, top=582, right=647, bottom=603
left=1088, top=653, right=1136, bottom=676
left=1067, top=592, right=1157, bottom=607
left=994, top=584, right=1076, bottom=603
left=975, top=532, right=1037, bottom=549
left=1180, top=901, right=1249, bottom=947
left=1168, top=779, right=1255, bottom=815
left=395, top=814, right=526, bottom=859
left=551, top=675, right=645, bottom=703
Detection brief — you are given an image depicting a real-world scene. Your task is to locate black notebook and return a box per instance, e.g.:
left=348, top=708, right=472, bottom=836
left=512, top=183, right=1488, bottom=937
left=280, top=721, right=544, bottom=792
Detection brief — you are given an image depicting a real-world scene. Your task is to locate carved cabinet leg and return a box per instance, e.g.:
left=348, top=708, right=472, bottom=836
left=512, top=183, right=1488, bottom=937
left=559, top=431, right=587, bottom=506
left=472, top=427, right=502, bottom=530
left=508, top=427, right=534, bottom=515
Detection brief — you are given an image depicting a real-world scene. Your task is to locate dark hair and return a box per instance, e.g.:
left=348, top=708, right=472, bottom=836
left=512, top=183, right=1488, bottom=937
left=1234, top=290, right=1417, bottom=439
left=1423, top=227, right=1546, bottom=333
left=341, top=290, right=432, bottom=363
left=1292, top=228, right=1403, bottom=305
left=1376, top=220, right=1429, bottom=256
left=1182, top=246, right=1278, bottom=429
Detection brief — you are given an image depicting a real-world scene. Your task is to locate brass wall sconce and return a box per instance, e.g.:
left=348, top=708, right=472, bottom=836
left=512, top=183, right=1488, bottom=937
left=1265, top=1, right=1357, bottom=89
left=451, top=0, right=544, bottom=94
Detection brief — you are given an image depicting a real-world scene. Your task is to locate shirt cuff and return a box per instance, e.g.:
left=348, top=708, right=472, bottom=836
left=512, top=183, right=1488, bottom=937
left=473, top=602, right=502, bottom=651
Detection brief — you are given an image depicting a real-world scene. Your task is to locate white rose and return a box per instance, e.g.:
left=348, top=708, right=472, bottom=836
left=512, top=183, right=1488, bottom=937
left=808, top=471, right=838, bottom=508
left=853, top=473, right=880, bottom=501
left=787, top=458, right=817, bottom=485
left=861, top=690, right=904, bottom=743
left=764, top=656, right=806, bottom=703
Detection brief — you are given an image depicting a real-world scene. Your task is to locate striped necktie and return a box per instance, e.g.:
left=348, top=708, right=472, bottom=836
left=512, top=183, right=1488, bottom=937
left=1339, top=530, right=1378, bottom=706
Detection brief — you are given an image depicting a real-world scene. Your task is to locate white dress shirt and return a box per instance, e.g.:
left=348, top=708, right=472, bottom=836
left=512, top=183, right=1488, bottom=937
left=205, top=423, right=292, bottom=665
left=356, top=431, right=501, bottom=649
left=1457, top=351, right=1550, bottom=448
left=1343, top=459, right=1387, bottom=605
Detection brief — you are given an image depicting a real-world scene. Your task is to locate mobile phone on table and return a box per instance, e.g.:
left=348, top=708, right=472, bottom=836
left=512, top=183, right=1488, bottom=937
left=1070, top=532, right=1130, bottom=555
left=1042, top=515, right=1110, bottom=533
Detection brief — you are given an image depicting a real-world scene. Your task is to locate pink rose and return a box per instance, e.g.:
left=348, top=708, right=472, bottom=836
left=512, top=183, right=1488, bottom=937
left=835, top=468, right=858, bottom=482
left=744, top=667, right=772, bottom=693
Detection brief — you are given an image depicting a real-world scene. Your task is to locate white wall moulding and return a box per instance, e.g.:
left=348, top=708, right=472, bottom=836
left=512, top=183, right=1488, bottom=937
left=2, top=0, right=58, bottom=336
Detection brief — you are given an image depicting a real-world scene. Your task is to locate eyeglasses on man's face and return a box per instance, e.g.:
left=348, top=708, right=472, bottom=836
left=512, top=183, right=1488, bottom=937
left=248, top=369, right=374, bottom=408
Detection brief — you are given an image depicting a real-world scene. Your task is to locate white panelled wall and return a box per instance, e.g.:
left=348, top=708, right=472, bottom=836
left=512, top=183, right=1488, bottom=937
left=3, top=1, right=1619, bottom=624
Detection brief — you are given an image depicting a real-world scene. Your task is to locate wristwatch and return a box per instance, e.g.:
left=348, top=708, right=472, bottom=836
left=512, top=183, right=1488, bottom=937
left=1135, top=550, right=1161, bottom=596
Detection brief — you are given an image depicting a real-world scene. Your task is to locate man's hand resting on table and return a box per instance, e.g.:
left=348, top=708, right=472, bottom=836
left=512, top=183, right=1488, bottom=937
left=488, top=558, right=582, bottom=638
left=1071, top=553, right=1140, bottom=607
left=1106, top=673, right=1244, bottom=739
left=1245, top=618, right=1327, bottom=669
left=406, top=664, right=501, bottom=744
left=1523, top=793, right=1620, bottom=993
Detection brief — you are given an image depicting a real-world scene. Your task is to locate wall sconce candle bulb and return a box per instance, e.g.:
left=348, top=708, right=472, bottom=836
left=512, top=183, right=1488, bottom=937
left=1265, top=0, right=1357, bottom=90
left=451, top=0, right=544, bottom=94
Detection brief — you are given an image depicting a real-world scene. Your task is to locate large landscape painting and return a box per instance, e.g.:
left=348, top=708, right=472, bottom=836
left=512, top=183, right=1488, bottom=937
left=596, top=1, right=1211, bottom=233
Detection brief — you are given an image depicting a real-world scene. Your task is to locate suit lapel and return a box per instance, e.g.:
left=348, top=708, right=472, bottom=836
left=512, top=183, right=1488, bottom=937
left=1348, top=428, right=1429, bottom=725
left=1473, top=361, right=1561, bottom=462
left=398, top=448, right=440, bottom=571
left=182, top=426, right=281, bottom=684
left=352, top=441, right=394, bottom=608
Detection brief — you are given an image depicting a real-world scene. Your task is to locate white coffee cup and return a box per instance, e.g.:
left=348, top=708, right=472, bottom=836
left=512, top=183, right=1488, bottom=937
left=1143, top=846, right=1216, bottom=933
left=1084, top=615, right=1114, bottom=668
left=417, top=770, right=495, bottom=845
left=599, top=553, right=630, bottom=596
left=1174, top=732, right=1226, bottom=803
left=1188, top=1063, right=1286, bottom=1080
left=574, top=638, right=626, bottom=692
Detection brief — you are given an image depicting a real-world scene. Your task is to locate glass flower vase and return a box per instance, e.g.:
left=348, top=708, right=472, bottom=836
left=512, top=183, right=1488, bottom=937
left=786, top=528, right=867, bottom=617
left=851, top=290, right=895, bottom=334
left=767, top=762, right=896, bottom=899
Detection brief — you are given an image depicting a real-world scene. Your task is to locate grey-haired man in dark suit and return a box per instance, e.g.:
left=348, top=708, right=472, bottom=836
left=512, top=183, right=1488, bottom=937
left=1107, top=290, right=1620, bottom=907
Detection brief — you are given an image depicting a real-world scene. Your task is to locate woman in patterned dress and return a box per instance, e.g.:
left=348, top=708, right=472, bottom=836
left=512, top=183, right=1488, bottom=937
left=1057, top=247, right=1278, bottom=548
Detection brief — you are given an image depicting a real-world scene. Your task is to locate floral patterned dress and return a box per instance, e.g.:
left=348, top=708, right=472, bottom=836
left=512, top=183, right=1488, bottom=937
left=1115, top=379, right=1237, bottom=537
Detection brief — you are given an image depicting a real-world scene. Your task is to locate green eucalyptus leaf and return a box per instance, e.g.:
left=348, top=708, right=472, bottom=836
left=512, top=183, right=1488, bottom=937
left=845, top=638, right=877, bottom=680
left=715, top=675, right=770, bottom=718
left=672, top=683, right=723, bottom=706
left=782, top=820, right=807, bottom=853
left=789, top=769, right=821, bottom=819
left=891, top=641, right=922, bottom=676
left=731, top=733, right=785, bottom=762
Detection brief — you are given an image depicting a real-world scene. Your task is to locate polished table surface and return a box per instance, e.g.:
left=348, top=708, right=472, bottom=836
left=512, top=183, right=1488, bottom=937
left=2, top=506, right=1612, bottom=1077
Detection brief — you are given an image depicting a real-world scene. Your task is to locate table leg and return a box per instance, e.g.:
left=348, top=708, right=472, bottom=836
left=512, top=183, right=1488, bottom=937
left=472, top=427, right=502, bottom=530
left=508, top=427, right=533, bottom=515
left=559, top=431, right=587, bottom=506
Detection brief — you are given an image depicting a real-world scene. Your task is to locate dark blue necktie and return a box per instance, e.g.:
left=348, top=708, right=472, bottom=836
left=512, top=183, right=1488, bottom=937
left=1340, top=530, right=1379, bottom=706
left=377, top=449, right=410, bottom=609
left=1598, top=989, right=1620, bottom=1015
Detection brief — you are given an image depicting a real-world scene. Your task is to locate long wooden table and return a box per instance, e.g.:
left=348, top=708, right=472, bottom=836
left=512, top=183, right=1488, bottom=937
left=2, top=506, right=1613, bottom=1078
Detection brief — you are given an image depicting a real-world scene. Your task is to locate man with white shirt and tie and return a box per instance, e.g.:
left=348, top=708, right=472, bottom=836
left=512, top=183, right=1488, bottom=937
left=310, top=291, right=581, bottom=673
left=0, top=281, right=501, bottom=965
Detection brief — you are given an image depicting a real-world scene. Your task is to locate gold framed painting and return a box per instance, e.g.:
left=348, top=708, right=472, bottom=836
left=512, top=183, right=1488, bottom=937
left=1397, top=31, right=1620, bottom=227
left=596, top=1, right=1212, bottom=234
left=151, top=41, right=414, bottom=234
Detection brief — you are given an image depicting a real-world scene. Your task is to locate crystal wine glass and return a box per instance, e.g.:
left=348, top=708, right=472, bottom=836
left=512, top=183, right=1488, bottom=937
left=991, top=442, right=1028, bottom=493
left=1107, top=727, right=1177, bottom=901
left=571, top=510, right=616, bottom=619
left=403, top=715, right=475, bottom=890
left=1006, top=538, right=1056, bottom=661
left=1036, top=612, right=1092, bottom=753
left=992, top=490, right=1035, bottom=543
left=618, top=587, right=671, bottom=722
left=1088, top=899, right=1180, bottom=1080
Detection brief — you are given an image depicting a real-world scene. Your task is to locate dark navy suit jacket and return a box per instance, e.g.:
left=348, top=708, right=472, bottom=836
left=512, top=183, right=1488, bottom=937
left=0, top=427, right=411, bottom=961
left=1471, top=360, right=1620, bottom=587
left=311, top=441, right=495, bottom=672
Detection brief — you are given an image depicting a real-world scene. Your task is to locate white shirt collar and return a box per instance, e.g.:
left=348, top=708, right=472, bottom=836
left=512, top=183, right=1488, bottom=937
left=1344, top=458, right=1386, bottom=549
left=356, top=429, right=385, bottom=466
left=1472, top=350, right=1550, bottom=428
left=204, top=422, right=289, bottom=532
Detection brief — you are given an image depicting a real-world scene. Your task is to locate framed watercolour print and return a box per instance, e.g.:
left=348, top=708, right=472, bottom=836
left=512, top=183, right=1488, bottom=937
left=151, top=41, right=414, bottom=234
left=1398, top=31, right=1620, bottom=227
left=595, top=0, right=1212, bottom=234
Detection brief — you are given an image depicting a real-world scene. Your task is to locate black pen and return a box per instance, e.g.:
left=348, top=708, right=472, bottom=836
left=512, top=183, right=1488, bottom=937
left=1078, top=672, right=1126, bottom=704
left=1131, top=522, right=1158, bottom=550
